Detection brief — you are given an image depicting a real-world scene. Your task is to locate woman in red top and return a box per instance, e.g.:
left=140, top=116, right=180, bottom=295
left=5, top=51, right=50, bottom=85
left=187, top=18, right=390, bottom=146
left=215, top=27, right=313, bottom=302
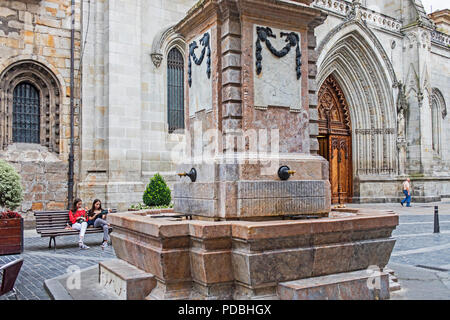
left=69, top=198, right=90, bottom=249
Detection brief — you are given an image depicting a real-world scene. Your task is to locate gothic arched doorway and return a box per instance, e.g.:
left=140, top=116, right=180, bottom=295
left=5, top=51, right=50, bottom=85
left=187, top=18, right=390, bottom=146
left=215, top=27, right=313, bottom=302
left=317, top=75, right=353, bottom=204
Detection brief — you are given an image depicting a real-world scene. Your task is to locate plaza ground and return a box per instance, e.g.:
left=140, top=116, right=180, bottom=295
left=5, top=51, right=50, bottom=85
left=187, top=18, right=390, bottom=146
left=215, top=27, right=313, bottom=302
left=1, top=200, right=450, bottom=300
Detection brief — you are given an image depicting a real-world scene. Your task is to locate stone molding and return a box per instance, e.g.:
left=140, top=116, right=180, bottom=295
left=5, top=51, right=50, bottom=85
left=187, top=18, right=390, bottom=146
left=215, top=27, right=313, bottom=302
left=150, top=25, right=186, bottom=68
left=0, top=60, right=62, bottom=153
left=317, top=28, right=397, bottom=177
left=312, top=0, right=401, bottom=34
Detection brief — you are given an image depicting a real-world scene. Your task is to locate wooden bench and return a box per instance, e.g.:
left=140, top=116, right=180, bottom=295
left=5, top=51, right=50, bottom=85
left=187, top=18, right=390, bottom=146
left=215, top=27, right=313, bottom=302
left=34, top=210, right=116, bottom=250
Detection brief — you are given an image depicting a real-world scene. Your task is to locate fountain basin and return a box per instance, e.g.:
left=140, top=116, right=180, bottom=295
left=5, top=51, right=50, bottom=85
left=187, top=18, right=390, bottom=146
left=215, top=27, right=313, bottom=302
left=106, top=208, right=398, bottom=299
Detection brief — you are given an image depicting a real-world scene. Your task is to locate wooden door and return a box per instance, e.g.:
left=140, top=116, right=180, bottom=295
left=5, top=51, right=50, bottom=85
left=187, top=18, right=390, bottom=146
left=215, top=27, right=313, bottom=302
left=329, top=136, right=351, bottom=203
left=317, top=75, right=353, bottom=204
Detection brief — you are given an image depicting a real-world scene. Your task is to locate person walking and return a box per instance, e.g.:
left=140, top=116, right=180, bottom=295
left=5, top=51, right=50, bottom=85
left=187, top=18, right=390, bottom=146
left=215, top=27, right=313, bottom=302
left=400, top=178, right=412, bottom=207
left=69, top=198, right=90, bottom=249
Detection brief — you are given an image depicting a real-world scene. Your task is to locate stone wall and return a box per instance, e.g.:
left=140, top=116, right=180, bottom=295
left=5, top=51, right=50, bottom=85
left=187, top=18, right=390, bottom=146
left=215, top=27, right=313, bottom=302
left=314, top=0, right=450, bottom=203
left=0, top=0, right=81, bottom=225
left=0, top=144, right=67, bottom=228
left=78, top=0, right=194, bottom=210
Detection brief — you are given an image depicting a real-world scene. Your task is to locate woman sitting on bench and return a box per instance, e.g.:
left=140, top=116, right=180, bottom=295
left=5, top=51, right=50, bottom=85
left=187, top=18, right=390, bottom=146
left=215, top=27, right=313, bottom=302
left=87, top=199, right=112, bottom=249
left=69, top=198, right=90, bottom=250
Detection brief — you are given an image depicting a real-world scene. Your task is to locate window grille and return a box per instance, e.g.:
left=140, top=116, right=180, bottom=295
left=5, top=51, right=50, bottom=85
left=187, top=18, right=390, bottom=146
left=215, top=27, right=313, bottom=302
left=167, top=48, right=185, bottom=133
left=13, top=82, right=40, bottom=144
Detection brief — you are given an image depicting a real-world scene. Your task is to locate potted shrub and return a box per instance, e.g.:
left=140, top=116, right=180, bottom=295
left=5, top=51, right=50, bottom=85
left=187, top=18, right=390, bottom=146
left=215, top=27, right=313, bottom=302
left=0, top=159, right=24, bottom=255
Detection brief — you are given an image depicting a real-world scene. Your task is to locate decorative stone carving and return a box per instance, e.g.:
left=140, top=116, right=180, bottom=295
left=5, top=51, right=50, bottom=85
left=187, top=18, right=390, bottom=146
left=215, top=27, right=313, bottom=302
left=255, top=26, right=302, bottom=80
left=254, top=25, right=303, bottom=110
left=151, top=25, right=186, bottom=69
left=150, top=53, right=163, bottom=68
left=397, top=141, right=407, bottom=176
left=396, top=82, right=408, bottom=140
left=396, top=82, right=408, bottom=176
left=188, top=32, right=211, bottom=87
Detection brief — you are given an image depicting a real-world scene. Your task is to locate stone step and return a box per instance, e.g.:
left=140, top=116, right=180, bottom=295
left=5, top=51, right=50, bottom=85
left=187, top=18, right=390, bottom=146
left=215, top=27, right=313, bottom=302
left=384, top=268, right=396, bottom=276
left=389, top=280, right=401, bottom=292
left=278, top=269, right=390, bottom=300
left=99, top=259, right=156, bottom=300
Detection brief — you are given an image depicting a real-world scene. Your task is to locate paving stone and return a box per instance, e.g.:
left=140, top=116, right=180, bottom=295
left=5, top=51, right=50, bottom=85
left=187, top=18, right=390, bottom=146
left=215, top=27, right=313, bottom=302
left=0, top=232, right=116, bottom=300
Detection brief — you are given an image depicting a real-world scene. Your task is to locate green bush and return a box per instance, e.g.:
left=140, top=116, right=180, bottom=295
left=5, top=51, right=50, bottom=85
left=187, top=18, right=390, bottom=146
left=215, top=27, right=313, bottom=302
left=0, top=160, right=24, bottom=211
left=143, top=173, right=171, bottom=207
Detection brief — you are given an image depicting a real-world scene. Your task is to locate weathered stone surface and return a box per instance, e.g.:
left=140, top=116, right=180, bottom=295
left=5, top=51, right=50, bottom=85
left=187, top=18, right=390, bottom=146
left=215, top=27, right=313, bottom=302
left=99, top=259, right=156, bottom=300
left=253, top=25, right=302, bottom=111
left=0, top=144, right=68, bottom=219
left=108, top=208, right=398, bottom=300
left=278, top=269, right=390, bottom=300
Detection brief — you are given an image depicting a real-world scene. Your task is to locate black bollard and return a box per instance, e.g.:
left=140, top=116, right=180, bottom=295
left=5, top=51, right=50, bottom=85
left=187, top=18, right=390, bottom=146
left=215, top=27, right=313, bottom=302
left=434, top=206, right=440, bottom=234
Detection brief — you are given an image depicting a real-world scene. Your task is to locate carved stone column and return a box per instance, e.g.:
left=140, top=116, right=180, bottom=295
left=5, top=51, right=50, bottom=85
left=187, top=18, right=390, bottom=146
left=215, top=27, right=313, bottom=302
left=173, top=0, right=329, bottom=221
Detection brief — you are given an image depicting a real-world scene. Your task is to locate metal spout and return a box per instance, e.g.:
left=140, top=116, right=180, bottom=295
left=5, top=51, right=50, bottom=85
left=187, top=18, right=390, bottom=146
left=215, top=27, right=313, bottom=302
left=177, top=168, right=197, bottom=182
left=278, top=166, right=295, bottom=181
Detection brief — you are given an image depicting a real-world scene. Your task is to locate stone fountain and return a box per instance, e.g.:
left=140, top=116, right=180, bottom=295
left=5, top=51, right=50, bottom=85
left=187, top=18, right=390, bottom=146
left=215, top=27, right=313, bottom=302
left=101, top=0, right=398, bottom=300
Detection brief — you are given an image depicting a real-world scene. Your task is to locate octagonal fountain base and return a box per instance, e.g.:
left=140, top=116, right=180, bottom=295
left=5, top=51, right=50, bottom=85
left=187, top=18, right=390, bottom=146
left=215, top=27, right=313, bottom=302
left=101, top=208, right=398, bottom=300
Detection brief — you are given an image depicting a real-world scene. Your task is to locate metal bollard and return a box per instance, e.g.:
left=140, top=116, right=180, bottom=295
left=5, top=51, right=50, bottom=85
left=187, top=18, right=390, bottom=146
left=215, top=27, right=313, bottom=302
left=434, top=206, right=440, bottom=234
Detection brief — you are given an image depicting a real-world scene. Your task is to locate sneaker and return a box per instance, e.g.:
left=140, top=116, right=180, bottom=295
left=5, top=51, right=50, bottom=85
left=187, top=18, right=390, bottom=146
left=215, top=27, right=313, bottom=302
left=79, top=243, right=90, bottom=250
left=101, top=242, right=108, bottom=249
left=400, top=202, right=404, bottom=207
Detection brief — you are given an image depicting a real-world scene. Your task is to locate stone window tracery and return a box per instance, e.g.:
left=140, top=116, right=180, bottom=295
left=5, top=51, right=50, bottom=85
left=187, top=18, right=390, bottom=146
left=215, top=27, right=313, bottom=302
left=0, top=61, right=61, bottom=153
left=431, top=88, right=447, bottom=155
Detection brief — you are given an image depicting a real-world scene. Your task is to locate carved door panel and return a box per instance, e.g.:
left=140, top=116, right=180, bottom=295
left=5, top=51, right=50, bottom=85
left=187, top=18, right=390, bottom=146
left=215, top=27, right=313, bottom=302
left=318, top=75, right=353, bottom=204
left=329, top=136, right=351, bottom=204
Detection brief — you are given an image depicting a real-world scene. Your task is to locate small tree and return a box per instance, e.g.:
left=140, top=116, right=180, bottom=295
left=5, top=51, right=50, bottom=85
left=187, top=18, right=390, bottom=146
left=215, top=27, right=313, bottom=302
left=143, top=173, right=171, bottom=207
left=0, top=159, right=24, bottom=211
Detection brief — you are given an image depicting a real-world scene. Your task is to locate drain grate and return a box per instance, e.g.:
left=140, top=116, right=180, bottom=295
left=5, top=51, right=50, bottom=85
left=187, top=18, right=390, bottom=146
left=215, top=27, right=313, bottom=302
left=415, top=265, right=449, bottom=272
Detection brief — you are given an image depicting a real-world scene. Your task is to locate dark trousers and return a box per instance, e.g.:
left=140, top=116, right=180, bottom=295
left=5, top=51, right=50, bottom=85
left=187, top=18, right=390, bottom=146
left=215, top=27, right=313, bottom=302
left=401, top=190, right=411, bottom=207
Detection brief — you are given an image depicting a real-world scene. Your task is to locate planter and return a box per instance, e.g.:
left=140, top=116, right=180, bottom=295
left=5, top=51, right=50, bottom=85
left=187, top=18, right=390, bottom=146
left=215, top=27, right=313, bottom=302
left=0, top=218, right=24, bottom=255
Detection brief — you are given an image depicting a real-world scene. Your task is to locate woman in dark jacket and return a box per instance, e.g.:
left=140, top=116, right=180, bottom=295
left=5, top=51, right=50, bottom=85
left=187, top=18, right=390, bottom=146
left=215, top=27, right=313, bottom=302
left=87, top=199, right=111, bottom=249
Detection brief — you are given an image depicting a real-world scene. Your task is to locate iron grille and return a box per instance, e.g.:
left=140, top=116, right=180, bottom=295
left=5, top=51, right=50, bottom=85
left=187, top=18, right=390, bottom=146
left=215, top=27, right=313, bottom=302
left=167, top=48, right=185, bottom=133
left=13, top=82, right=40, bottom=144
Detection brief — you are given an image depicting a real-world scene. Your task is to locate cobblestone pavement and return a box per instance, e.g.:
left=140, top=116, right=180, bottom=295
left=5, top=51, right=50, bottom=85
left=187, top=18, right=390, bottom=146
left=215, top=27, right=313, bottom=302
left=1, top=201, right=449, bottom=300
left=0, top=231, right=116, bottom=300
left=347, top=200, right=450, bottom=270
left=347, top=200, right=450, bottom=298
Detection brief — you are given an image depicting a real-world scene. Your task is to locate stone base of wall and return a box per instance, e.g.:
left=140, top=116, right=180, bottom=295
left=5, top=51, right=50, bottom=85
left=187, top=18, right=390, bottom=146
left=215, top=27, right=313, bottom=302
left=77, top=172, right=178, bottom=211
left=78, top=181, right=144, bottom=212
left=354, top=176, right=450, bottom=203
left=0, top=143, right=67, bottom=228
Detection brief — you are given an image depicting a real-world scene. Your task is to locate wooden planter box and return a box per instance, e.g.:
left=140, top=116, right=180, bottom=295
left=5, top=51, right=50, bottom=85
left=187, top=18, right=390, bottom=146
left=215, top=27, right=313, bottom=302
left=0, top=218, right=24, bottom=255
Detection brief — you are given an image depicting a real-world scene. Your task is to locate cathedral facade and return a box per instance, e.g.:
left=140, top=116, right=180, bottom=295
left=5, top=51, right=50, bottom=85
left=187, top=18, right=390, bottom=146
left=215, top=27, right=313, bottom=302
left=0, top=0, right=449, bottom=214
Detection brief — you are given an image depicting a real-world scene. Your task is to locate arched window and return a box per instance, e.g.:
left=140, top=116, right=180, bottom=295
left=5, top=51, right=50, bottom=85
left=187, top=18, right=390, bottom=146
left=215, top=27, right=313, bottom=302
left=13, top=82, right=40, bottom=144
left=167, top=47, right=185, bottom=133
left=431, top=99, right=440, bottom=154
left=431, top=88, right=447, bottom=155
left=0, top=61, right=61, bottom=152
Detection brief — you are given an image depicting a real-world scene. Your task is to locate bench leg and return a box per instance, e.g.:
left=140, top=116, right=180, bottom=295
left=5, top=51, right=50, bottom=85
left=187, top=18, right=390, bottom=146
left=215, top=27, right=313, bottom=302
left=48, top=237, right=56, bottom=251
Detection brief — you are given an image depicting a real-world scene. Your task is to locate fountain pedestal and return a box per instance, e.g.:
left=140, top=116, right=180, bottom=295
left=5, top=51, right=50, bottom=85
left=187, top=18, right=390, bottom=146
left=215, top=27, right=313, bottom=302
left=172, top=0, right=330, bottom=220
left=105, top=0, right=399, bottom=300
